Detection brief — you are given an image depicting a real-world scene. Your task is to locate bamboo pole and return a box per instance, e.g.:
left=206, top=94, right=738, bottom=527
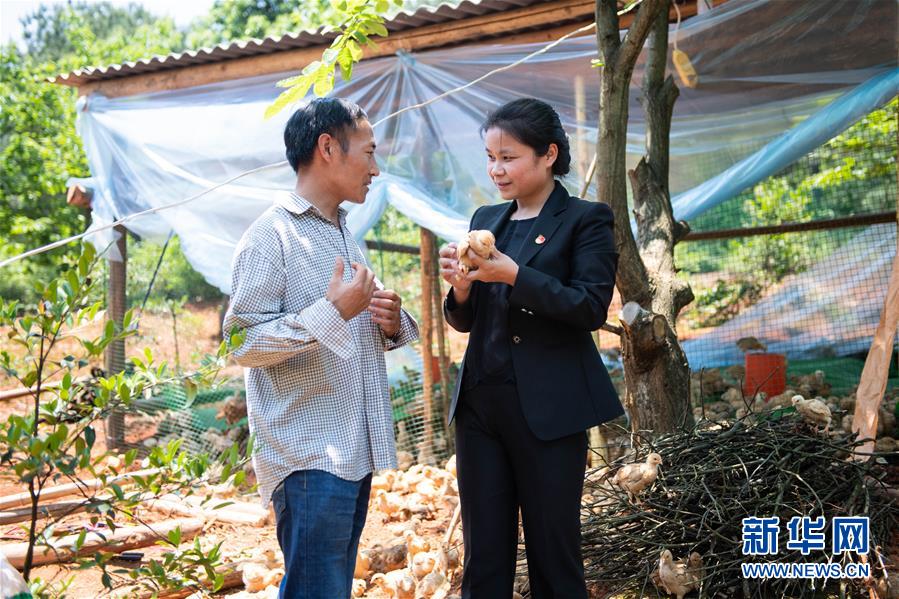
left=0, top=500, right=91, bottom=526
left=0, top=468, right=160, bottom=511
left=3, top=517, right=204, bottom=569
left=105, top=224, right=127, bottom=449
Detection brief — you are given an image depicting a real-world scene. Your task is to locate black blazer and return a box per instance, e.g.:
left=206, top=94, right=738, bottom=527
left=444, top=181, right=624, bottom=441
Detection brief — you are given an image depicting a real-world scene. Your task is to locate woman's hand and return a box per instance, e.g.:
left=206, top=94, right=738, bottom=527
left=464, top=248, right=519, bottom=286
left=439, top=243, right=472, bottom=293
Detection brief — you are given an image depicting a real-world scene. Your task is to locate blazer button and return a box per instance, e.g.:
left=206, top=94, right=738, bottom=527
left=512, top=335, right=522, bottom=344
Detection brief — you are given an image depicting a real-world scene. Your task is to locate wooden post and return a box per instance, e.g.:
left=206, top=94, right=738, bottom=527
left=431, top=240, right=454, bottom=454
left=852, top=110, right=899, bottom=458
left=418, top=228, right=436, bottom=464
left=105, top=225, right=127, bottom=449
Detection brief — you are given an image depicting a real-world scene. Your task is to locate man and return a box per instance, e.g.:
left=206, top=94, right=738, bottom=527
left=223, top=98, right=418, bottom=598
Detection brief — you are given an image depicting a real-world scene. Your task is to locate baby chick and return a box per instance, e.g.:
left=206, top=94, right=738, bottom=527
left=736, top=336, right=767, bottom=353
left=371, top=568, right=416, bottom=599
left=404, top=529, right=431, bottom=566
left=611, top=453, right=663, bottom=503
left=368, top=542, right=408, bottom=574
left=354, top=548, right=370, bottom=580
left=791, top=395, right=832, bottom=433
left=456, top=230, right=496, bottom=274
left=445, top=454, right=457, bottom=478
left=351, top=578, right=367, bottom=597
left=375, top=489, right=408, bottom=521
left=411, top=550, right=437, bottom=580
left=417, top=569, right=448, bottom=598
left=658, top=549, right=699, bottom=599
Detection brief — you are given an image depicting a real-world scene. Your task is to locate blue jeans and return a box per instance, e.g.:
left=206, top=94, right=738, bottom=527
left=271, top=470, right=372, bottom=599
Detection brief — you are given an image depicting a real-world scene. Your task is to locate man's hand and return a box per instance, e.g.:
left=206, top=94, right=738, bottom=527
left=326, top=258, right=376, bottom=321
left=464, top=248, right=519, bottom=286
left=368, top=289, right=402, bottom=338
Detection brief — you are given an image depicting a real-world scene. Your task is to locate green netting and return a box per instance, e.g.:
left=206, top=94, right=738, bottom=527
left=788, top=357, right=899, bottom=396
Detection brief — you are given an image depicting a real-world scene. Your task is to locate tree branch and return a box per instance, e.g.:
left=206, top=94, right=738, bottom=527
left=616, top=0, right=668, bottom=77
left=596, top=0, right=622, bottom=66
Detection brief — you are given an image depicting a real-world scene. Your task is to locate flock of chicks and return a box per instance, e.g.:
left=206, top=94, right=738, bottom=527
left=358, top=455, right=464, bottom=599
left=230, top=455, right=466, bottom=598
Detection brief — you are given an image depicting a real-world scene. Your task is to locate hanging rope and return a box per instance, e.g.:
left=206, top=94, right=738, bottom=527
left=0, top=0, right=647, bottom=270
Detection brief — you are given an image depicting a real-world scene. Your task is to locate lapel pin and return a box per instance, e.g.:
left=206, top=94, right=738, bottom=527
left=535, top=235, right=546, bottom=245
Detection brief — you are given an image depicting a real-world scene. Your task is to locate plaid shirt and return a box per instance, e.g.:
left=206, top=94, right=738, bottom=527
left=223, top=192, right=419, bottom=506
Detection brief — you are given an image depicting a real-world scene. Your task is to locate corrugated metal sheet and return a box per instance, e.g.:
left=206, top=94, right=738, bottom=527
left=53, top=0, right=565, bottom=86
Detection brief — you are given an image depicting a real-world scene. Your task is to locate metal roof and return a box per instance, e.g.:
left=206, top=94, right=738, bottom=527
left=53, top=0, right=566, bottom=86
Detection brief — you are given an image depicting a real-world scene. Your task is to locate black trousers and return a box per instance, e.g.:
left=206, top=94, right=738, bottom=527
left=455, top=383, right=588, bottom=599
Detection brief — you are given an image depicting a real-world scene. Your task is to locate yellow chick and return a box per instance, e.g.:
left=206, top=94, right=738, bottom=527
left=397, top=450, right=414, bottom=471
left=417, top=569, right=448, bottom=598
left=411, top=550, right=437, bottom=580
left=791, top=395, right=831, bottom=433
left=351, top=578, right=367, bottom=597
left=686, top=552, right=704, bottom=588
left=445, top=454, right=457, bottom=478
left=404, top=529, right=430, bottom=565
left=658, top=549, right=698, bottom=599
left=456, top=230, right=496, bottom=274
left=376, top=489, right=408, bottom=522
left=611, top=453, right=663, bottom=502
left=242, top=562, right=275, bottom=593
left=371, top=473, right=393, bottom=493
left=371, top=568, right=416, bottom=599
left=354, top=548, right=370, bottom=580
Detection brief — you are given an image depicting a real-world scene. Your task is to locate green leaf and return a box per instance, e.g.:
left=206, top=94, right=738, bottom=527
left=22, top=370, right=37, bottom=388
left=312, top=66, right=334, bottom=97
left=322, top=47, right=339, bottom=64
left=347, top=39, right=363, bottom=61
left=168, top=526, right=182, bottom=546
left=265, top=79, right=314, bottom=120
left=367, top=21, right=389, bottom=38
left=183, top=379, right=198, bottom=406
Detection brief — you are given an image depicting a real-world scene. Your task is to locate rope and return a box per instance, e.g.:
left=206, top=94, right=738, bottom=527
left=673, top=0, right=682, bottom=51
left=1, top=0, right=646, bottom=269
left=135, top=230, right=174, bottom=325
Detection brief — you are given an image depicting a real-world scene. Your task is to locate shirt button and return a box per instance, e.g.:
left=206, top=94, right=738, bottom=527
left=512, top=335, right=522, bottom=344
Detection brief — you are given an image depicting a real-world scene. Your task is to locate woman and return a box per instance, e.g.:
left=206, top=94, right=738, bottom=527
left=439, top=98, right=623, bottom=598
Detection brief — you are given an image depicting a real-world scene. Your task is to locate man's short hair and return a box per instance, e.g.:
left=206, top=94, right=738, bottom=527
left=284, top=98, right=368, bottom=172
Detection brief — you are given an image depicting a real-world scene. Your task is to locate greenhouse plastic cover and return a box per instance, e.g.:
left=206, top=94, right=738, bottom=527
left=72, top=0, right=897, bottom=360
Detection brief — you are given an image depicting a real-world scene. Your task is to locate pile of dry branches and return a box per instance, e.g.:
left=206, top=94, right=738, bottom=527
left=579, top=417, right=898, bottom=598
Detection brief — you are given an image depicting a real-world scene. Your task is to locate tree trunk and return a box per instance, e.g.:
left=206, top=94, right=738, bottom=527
left=596, top=0, right=695, bottom=433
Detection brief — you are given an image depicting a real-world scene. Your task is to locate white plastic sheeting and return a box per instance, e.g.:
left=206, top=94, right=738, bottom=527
left=74, top=0, right=897, bottom=295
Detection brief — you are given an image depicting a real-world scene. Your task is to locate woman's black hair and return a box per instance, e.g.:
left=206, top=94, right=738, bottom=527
left=480, top=98, right=571, bottom=177
left=284, top=97, right=368, bottom=172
